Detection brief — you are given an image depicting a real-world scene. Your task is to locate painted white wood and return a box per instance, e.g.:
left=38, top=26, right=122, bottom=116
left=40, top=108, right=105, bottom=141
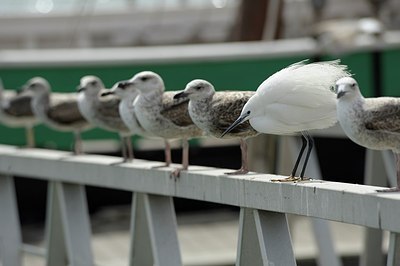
left=278, top=136, right=342, bottom=266
left=387, top=232, right=400, bottom=266
left=361, top=150, right=387, bottom=266
left=236, top=208, right=264, bottom=266
left=45, top=181, right=93, bottom=266
left=0, top=175, right=22, bottom=266
left=1, top=145, right=400, bottom=234
left=236, top=208, right=296, bottom=266
left=129, top=193, right=182, bottom=266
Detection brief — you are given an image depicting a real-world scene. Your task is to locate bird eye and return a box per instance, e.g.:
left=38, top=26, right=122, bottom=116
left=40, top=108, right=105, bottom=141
left=90, top=81, right=97, bottom=86
left=195, top=86, right=202, bottom=90
left=140, top=76, right=149, bottom=82
left=351, top=83, right=356, bottom=88
left=117, top=83, right=125, bottom=89
left=246, top=110, right=251, bottom=115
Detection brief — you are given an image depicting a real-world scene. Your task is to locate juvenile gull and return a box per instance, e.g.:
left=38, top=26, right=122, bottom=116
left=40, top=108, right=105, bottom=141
left=125, top=71, right=204, bottom=177
left=336, top=77, right=400, bottom=192
left=23, top=77, right=91, bottom=154
left=77, top=76, right=133, bottom=162
left=0, top=80, right=38, bottom=147
left=102, top=81, right=147, bottom=137
left=174, top=79, right=258, bottom=174
left=222, top=60, right=350, bottom=181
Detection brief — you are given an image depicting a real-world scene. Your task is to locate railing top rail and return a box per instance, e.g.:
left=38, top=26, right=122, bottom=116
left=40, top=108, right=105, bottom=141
left=0, top=144, right=398, bottom=233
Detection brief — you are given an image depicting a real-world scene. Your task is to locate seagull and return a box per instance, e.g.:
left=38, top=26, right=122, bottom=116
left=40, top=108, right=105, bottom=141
left=174, top=79, right=258, bottom=175
left=0, top=80, right=38, bottom=147
left=101, top=81, right=147, bottom=137
left=222, top=60, right=350, bottom=181
left=23, top=77, right=91, bottom=154
left=336, top=77, right=400, bottom=192
left=77, top=76, right=134, bottom=162
left=125, top=71, right=204, bottom=177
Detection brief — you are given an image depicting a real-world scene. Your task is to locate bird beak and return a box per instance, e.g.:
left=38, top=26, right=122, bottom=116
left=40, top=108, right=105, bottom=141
left=100, top=90, right=114, bottom=97
left=221, top=113, right=250, bottom=137
left=174, top=91, right=189, bottom=99
left=77, top=86, right=85, bottom=92
left=337, top=91, right=346, bottom=99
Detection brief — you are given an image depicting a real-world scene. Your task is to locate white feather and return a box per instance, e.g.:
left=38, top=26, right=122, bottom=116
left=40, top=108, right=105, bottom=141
left=245, top=60, right=350, bottom=135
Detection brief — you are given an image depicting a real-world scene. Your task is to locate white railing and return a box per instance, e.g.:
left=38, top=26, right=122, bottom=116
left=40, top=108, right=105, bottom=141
left=0, top=137, right=399, bottom=266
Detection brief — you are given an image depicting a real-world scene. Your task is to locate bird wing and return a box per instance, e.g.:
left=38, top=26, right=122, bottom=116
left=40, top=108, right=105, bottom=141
left=48, top=94, right=86, bottom=124
left=3, top=94, right=34, bottom=117
left=252, top=60, right=347, bottom=127
left=364, top=98, right=400, bottom=134
left=213, top=91, right=255, bottom=133
left=96, top=94, right=121, bottom=118
left=160, top=91, right=193, bottom=127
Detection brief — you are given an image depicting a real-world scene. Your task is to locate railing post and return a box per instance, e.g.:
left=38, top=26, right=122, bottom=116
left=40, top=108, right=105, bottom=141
left=278, top=136, right=342, bottom=266
left=45, top=181, right=93, bottom=266
left=236, top=208, right=296, bottom=266
left=0, top=175, right=22, bottom=266
left=129, top=193, right=182, bottom=266
left=387, top=232, right=400, bottom=266
left=361, top=150, right=388, bottom=266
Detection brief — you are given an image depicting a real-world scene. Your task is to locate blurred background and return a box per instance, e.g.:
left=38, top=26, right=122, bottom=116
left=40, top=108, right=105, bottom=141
left=1, top=0, right=400, bottom=265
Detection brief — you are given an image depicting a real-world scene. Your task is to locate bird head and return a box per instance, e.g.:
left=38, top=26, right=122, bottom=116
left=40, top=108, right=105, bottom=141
left=174, top=79, right=215, bottom=100
left=23, top=77, right=51, bottom=95
left=127, top=71, right=164, bottom=95
left=102, top=80, right=138, bottom=98
left=78, top=76, right=104, bottom=96
left=335, top=77, right=362, bottom=100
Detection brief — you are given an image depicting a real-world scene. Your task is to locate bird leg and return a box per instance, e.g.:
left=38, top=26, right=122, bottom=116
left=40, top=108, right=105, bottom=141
left=272, top=133, right=312, bottom=182
left=25, top=126, right=35, bottom=148
left=120, top=135, right=128, bottom=161
left=126, top=136, right=134, bottom=162
left=299, top=132, right=313, bottom=179
left=152, top=139, right=172, bottom=168
left=171, top=138, right=189, bottom=179
left=73, top=131, right=83, bottom=155
left=226, top=138, right=249, bottom=175
left=376, top=152, right=400, bottom=192
left=120, top=135, right=134, bottom=163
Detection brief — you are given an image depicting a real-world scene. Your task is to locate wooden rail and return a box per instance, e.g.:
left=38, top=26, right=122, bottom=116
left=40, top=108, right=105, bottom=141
left=0, top=143, right=399, bottom=266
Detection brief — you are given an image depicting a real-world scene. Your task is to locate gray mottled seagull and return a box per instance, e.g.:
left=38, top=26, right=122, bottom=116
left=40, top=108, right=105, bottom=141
left=77, top=75, right=134, bottom=162
left=23, top=77, right=92, bottom=154
left=336, top=76, right=400, bottom=192
left=174, top=79, right=258, bottom=175
left=0, top=79, right=38, bottom=147
left=101, top=81, right=148, bottom=137
left=125, top=71, right=204, bottom=177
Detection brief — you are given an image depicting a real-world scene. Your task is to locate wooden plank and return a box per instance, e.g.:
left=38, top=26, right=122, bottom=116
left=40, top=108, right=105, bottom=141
left=45, top=181, right=93, bottom=266
left=0, top=175, right=22, bottom=266
left=1, top=145, right=400, bottom=233
left=129, top=193, right=182, bottom=266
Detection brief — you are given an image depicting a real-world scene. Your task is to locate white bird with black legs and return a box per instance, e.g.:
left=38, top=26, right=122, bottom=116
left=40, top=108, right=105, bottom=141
left=222, top=60, right=350, bottom=181
left=174, top=79, right=258, bottom=175
left=336, top=76, right=400, bottom=192
left=124, top=71, right=204, bottom=177
left=0, top=79, right=38, bottom=147
left=77, top=76, right=133, bottom=162
left=23, top=77, right=91, bottom=154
